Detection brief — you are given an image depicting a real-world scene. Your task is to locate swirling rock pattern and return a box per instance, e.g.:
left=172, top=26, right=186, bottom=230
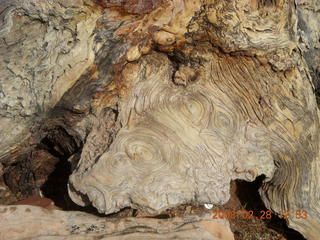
left=69, top=43, right=320, bottom=239
left=0, top=0, right=318, bottom=239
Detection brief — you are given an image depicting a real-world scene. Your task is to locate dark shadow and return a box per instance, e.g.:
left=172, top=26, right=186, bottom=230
left=39, top=129, right=136, bottom=218
left=149, top=213, right=171, bottom=219
left=236, top=175, right=306, bottom=240
left=39, top=128, right=106, bottom=216
left=40, top=153, right=105, bottom=216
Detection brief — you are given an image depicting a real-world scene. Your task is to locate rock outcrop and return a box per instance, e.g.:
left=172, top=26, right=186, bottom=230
left=0, top=205, right=234, bottom=240
left=0, top=0, right=319, bottom=239
left=0, top=0, right=99, bottom=161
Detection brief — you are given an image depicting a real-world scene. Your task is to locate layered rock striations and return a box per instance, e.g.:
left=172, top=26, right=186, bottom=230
left=0, top=0, right=319, bottom=239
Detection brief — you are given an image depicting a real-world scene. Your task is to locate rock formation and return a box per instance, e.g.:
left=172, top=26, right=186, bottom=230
left=0, top=0, right=319, bottom=239
left=0, top=205, right=234, bottom=240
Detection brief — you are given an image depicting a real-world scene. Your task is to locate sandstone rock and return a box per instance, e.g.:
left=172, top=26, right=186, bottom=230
left=296, top=0, right=320, bottom=94
left=0, top=0, right=100, bottom=161
left=68, top=47, right=320, bottom=240
left=126, top=45, right=142, bottom=61
left=0, top=0, right=319, bottom=239
left=0, top=205, right=234, bottom=240
left=11, top=197, right=61, bottom=210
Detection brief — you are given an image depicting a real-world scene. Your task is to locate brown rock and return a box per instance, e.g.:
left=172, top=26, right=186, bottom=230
left=11, top=197, right=61, bottom=211
left=95, top=0, right=164, bottom=14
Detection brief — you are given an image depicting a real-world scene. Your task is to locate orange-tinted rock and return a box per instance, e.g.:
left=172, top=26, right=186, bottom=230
left=124, top=0, right=164, bottom=14
left=94, top=0, right=164, bottom=14
left=11, top=197, right=61, bottom=211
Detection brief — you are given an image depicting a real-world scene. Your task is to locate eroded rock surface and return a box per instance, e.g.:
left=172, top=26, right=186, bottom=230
left=0, top=0, right=319, bottom=239
left=0, top=0, right=99, bottom=160
left=69, top=44, right=320, bottom=239
left=296, top=0, right=320, bottom=95
left=67, top=1, right=320, bottom=238
left=0, top=205, right=234, bottom=240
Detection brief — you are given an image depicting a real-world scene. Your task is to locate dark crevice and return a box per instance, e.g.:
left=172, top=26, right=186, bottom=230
left=235, top=176, right=306, bottom=240
left=38, top=127, right=107, bottom=216
left=149, top=213, right=171, bottom=219
left=38, top=124, right=134, bottom=217
left=40, top=126, right=81, bottom=158
left=39, top=153, right=105, bottom=216
left=1, top=125, right=313, bottom=239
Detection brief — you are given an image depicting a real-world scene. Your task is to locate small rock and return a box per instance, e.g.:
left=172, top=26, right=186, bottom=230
left=126, top=45, right=142, bottom=62
left=153, top=31, right=176, bottom=46
left=174, top=65, right=196, bottom=86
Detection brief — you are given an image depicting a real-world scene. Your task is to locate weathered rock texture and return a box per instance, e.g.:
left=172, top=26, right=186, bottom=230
left=69, top=47, right=320, bottom=238
left=0, top=205, right=234, bottom=240
left=296, top=0, right=320, bottom=95
left=0, top=0, right=99, bottom=160
left=0, top=0, right=320, bottom=239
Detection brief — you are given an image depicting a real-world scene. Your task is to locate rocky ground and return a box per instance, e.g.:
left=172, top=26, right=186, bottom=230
left=0, top=160, right=306, bottom=239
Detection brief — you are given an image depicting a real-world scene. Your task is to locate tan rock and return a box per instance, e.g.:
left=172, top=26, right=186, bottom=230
left=126, top=45, right=142, bottom=62
left=0, top=205, right=234, bottom=240
left=153, top=30, right=176, bottom=45
left=0, top=1, right=319, bottom=240
left=0, top=0, right=100, bottom=161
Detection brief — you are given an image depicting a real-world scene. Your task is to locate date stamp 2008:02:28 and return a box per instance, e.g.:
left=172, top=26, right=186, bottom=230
left=211, top=209, right=308, bottom=220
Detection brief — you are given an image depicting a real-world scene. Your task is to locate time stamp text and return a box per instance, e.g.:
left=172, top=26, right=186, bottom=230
left=211, top=209, right=308, bottom=220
